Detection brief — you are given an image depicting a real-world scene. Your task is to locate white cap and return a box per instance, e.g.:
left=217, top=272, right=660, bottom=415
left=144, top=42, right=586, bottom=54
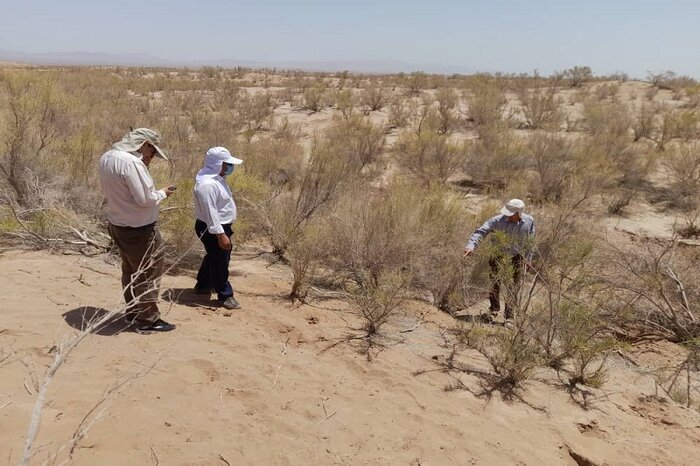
left=205, top=147, right=243, bottom=167
left=500, top=199, right=525, bottom=216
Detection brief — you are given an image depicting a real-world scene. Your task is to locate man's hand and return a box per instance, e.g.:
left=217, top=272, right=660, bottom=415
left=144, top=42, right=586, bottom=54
left=217, top=233, right=232, bottom=251
left=165, top=186, right=177, bottom=197
left=463, top=248, right=473, bottom=257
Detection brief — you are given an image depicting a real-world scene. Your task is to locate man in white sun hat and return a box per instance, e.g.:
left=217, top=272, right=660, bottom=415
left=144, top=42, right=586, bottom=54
left=99, top=128, right=177, bottom=334
left=464, top=199, right=536, bottom=327
left=193, top=147, right=243, bottom=310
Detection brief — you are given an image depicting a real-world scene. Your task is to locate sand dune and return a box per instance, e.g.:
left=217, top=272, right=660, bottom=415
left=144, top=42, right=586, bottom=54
left=1, top=249, right=699, bottom=465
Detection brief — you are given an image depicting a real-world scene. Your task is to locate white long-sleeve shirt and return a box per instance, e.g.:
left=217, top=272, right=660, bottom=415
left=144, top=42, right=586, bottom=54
left=99, top=149, right=166, bottom=227
left=193, top=176, right=236, bottom=234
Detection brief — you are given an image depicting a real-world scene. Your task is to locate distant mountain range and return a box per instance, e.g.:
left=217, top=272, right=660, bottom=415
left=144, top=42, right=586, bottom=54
left=0, top=50, right=477, bottom=75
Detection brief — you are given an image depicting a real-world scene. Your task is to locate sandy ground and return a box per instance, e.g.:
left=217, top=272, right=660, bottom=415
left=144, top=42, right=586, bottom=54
left=1, top=248, right=699, bottom=466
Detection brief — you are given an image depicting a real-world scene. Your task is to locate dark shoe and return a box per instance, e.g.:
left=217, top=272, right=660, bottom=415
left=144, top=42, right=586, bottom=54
left=135, top=319, right=176, bottom=334
left=124, top=312, right=138, bottom=325
left=221, top=297, right=241, bottom=310
left=193, top=286, right=212, bottom=295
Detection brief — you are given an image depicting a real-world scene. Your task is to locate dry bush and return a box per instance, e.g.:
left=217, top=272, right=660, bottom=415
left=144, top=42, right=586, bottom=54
left=525, top=132, right=576, bottom=202
left=466, top=81, right=508, bottom=127
left=302, top=84, right=328, bottom=113
left=633, top=104, right=690, bottom=151
left=527, top=201, right=618, bottom=384
left=563, top=66, right=593, bottom=88
left=607, top=239, right=700, bottom=343
left=360, top=85, right=388, bottom=112
left=458, top=324, right=542, bottom=394
left=405, top=71, right=428, bottom=96
left=238, top=91, right=276, bottom=130
left=583, top=101, right=631, bottom=138
left=0, top=70, right=72, bottom=206
left=263, top=130, right=363, bottom=256
left=393, top=130, right=464, bottom=185
left=594, top=83, right=620, bottom=102
left=408, top=187, right=470, bottom=311
left=648, top=71, right=697, bottom=92
left=319, top=184, right=438, bottom=341
left=467, top=122, right=524, bottom=189
left=325, top=115, right=386, bottom=171
left=435, top=87, right=460, bottom=134
left=662, top=142, right=700, bottom=209
left=387, top=95, right=411, bottom=128
left=334, top=89, right=357, bottom=119
left=517, top=74, right=562, bottom=129
left=237, top=136, right=304, bottom=189
left=405, top=96, right=442, bottom=135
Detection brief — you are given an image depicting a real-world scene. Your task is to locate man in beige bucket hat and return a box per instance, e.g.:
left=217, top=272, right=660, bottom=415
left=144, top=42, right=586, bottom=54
left=99, top=128, right=177, bottom=333
left=464, top=199, right=536, bottom=327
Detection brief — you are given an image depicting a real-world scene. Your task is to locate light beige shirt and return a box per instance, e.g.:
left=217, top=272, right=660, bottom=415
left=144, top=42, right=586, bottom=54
left=99, top=149, right=166, bottom=227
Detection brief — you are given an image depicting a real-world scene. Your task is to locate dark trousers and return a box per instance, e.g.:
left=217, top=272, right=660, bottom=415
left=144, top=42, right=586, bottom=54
left=195, top=219, right=233, bottom=301
left=489, top=254, right=523, bottom=319
left=108, top=222, right=164, bottom=324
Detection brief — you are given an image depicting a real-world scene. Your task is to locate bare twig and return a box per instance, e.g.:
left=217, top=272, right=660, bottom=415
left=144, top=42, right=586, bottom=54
left=218, top=454, right=232, bottom=466
left=270, top=337, right=291, bottom=389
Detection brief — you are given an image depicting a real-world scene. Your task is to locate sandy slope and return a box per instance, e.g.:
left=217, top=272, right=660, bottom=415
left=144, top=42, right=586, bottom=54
left=1, top=249, right=699, bottom=466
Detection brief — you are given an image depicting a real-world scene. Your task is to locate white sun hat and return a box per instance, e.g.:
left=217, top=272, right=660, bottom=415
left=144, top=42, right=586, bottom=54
left=500, top=199, right=525, bottom=216
left=196, top=147, right=243, bottom=182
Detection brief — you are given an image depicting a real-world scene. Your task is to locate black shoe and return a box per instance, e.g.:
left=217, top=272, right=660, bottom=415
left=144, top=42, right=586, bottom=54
left=193, top=286, right=212, bottom=295
left=124, top=312, right=138, bottom=325
left=135, top=319, right=176, bottom=334
left=221, top=297, right=241, bottom=310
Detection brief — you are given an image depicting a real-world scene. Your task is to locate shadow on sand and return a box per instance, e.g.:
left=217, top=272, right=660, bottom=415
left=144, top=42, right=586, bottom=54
left=62, top=306, right=133, bottom=336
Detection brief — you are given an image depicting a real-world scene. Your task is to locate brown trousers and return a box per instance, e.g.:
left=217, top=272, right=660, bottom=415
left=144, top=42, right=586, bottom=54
left=489, top=254, right=523, bottom=320
left=108, top=222, right=164, bottom=324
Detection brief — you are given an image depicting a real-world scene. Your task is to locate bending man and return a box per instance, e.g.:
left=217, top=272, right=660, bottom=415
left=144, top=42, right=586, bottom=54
left=464, top=199, right=535, bottom=326
left=193, top=147, right=243, bottom=310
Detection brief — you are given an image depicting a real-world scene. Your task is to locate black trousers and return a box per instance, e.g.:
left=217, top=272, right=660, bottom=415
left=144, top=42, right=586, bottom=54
left=488, top=254, right=523, bottom=319
left=195, top=220, right=233, bottom=301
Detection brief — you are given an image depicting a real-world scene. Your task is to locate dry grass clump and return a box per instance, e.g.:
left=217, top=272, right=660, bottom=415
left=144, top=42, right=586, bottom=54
left=517, top=74, right=563, bottom=130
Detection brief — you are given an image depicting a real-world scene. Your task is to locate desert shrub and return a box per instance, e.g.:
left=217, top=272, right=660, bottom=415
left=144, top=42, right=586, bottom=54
left=594, top=83, right=620, bottom=102
left=406, top=96, right=442, bottom=135
left=334, top=89, right=357, bottom=119
left=302, top=84, right=327, bottom=113
left=583, top=101, right=631, bottom=138
left=263, top=129, right=363, bottom=256
left=324, top=115, right=386, bottom=171
left=435, top=87, right=460, bottom=134
left=634, top=105, right=683, bottom=151
left=238, top=91, right=275, bottom=130
left=236, top=136, right=304, bottom=189
left=319, top=184, right=443, bottom=341
left=458, top=324, right=543, bottom=392
left=409, top=187, right=470, bottom=311
left=563, top=66, right=593, bottom=87
left=609, top=240, right=700, bottom=345
left=525, top=133, right=576, bottom=202
left=467, top=122, right=524, bottom=189
left=673, top=110, right=699, bottom=141
left=405, top=71, right=428, bottom=95
left=662, top=142, right=700, bottom=209
left=648, top=71, right=697, bottom=91
left=0, top=70, right=72, bottom=206
left=517, top=74, right=562, bottom=129
left=360, top=85, right=388, bottom=112
left=466, top=81, right=507, bottom=127
left=393, top=130, right=464, bottom=185
left=387, top=95, right=411, bottom=128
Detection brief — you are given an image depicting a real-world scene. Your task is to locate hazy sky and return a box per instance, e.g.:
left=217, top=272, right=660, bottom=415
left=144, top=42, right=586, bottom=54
left=1, top=0, right=699, bottom=77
